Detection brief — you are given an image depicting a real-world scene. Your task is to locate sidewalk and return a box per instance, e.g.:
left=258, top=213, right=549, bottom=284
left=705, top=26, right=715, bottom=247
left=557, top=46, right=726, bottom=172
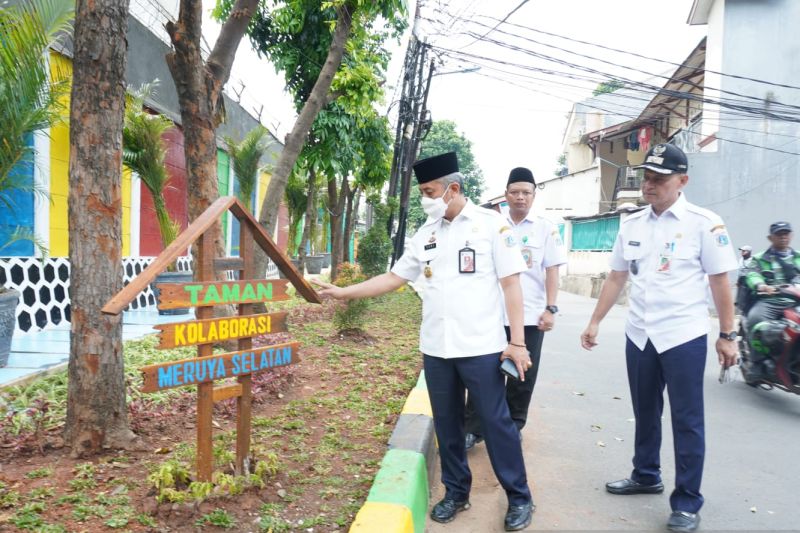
left=0, top=307, right=190, bottom=389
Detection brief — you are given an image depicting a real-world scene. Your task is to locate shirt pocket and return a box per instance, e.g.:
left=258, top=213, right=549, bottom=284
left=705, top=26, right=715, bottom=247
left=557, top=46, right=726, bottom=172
left=673, top=236, right=700, bottom=260
left=469, top=237, right=493, bottom=274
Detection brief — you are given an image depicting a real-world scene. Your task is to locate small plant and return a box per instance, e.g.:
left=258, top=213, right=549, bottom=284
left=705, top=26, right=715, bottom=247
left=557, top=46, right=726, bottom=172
left=25, top=466, right=53, bottom=479
left=188, top=481, right=213, bottom=501
left=12, top=502, right=46, bottom=530
left=148, top=460, right=190, bottom=495
left=196, top=508, right=236, bottom=529
left=332, top=263, right=369, bottom=333
left=136, top=513, right=158, bottom=527
left=29, top=486, right=54, bottom=499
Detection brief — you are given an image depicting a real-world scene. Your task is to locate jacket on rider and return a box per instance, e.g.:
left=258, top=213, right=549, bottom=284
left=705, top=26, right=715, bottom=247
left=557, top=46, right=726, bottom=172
left=745, top=248, right=800, bottom=290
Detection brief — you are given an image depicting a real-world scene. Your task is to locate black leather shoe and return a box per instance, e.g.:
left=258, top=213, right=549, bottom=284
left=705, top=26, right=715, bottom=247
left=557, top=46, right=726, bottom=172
left=605, top=478, right=664, bottom=495
left=667, top=510, right=700, bottom=532
left=504, top=501, right=534, bottom=531
left=430, top=498, right=470, bottom=523
left=464, top=432, right=483, bottom=450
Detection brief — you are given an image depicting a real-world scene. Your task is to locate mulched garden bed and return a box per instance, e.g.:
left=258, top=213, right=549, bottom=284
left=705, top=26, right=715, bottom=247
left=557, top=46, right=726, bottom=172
left=0, top=288, right=421, bottom=532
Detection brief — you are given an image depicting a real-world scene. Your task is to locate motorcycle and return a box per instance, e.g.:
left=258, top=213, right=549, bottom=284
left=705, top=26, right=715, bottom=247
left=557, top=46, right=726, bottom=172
left=737, top=283, right=800, bottom=394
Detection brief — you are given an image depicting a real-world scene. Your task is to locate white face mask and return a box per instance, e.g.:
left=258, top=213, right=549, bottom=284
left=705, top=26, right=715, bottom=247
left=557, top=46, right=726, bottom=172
left=420, top=187, right=451, bottom=219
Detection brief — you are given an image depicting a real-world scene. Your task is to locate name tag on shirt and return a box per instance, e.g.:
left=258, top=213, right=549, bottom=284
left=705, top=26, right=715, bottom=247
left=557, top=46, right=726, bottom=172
left=424, top=243, right=436, bottom=251
left=628, top=241, right=641, bottom=246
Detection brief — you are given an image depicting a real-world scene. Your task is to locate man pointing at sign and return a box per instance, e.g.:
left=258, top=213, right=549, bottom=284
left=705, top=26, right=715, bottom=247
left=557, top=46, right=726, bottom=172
left=314, top=152, right=535, bottom=531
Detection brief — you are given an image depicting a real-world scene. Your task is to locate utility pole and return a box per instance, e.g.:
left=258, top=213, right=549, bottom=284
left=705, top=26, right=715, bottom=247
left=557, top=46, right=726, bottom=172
left=392, top=56, right=435, bottom=265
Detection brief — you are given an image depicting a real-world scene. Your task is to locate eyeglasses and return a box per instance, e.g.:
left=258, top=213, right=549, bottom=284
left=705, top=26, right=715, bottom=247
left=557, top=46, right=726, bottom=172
left=507, top=190, right=534, bottom=198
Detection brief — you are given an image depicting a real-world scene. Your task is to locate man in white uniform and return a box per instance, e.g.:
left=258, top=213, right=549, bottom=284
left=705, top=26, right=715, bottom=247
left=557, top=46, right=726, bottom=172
left=315, top=152, right=535, bottom=531
left=465, top=167, right=567, bottom=449
left=580, top=144, right=738, bottom=533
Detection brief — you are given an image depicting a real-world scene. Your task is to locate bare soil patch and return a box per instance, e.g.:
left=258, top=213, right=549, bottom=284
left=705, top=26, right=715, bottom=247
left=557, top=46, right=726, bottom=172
left=0, top=289, right=421, bottom=532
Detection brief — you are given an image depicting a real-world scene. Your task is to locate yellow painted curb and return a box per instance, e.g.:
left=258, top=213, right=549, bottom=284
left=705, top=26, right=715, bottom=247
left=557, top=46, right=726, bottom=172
left=349, top=501, right=414, bottom=533
left=400, top=387, right=432, bottom=417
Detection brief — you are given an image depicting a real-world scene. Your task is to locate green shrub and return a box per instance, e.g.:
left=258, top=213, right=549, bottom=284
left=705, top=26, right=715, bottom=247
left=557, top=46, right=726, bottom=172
left=333, top=263, right=369, bottom=333
left=357, top=196, right=396, bottom=278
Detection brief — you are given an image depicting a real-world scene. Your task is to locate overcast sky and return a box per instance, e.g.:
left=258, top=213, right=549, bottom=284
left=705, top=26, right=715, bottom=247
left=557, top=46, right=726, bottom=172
left=200, top=0, right=707, bottom=201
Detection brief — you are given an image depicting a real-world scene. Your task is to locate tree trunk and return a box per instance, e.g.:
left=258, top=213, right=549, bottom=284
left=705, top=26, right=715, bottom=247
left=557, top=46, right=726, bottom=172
left=166, top=0, right=258, bottom=268
left=64, top=0, right=136, bottom=456
left=297, top=168, right=317, bottom=270
left=254, top=4, right=354, bottom=279
left=328, top=176, right=349, bottom=280
left=343, top=186, right=360, bottom=263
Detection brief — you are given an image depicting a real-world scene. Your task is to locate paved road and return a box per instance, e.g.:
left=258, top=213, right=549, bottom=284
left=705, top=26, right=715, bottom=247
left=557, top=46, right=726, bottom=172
left=428, top=291, right=800, bottom=531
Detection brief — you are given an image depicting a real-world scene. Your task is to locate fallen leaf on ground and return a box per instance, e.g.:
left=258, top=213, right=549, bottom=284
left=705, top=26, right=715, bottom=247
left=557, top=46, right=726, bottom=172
left=596, top=441, right=606, bottom=447
left=750, top=506, right=757, bottom=513
left=573, top=391, right=585, bottom=396
left=590, top=424, right=602, bottom=432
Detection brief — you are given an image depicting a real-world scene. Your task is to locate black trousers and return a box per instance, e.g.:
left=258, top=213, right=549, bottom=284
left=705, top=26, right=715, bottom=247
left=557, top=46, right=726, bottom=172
left=424, top=353, right=532, bottom=505
left=464, top=325, right=545, bottom=436
left=746, top=298, right=789, bottom=357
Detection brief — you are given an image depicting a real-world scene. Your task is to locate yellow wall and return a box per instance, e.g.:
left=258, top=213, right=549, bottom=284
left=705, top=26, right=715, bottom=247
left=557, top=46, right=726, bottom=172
left=121, top=167, right=131, bottom=255
left=48, top=51, right=132, bottom=257
left=256, top=171, right=271, bottom=213
left=49, top=52, right=71, bottom=257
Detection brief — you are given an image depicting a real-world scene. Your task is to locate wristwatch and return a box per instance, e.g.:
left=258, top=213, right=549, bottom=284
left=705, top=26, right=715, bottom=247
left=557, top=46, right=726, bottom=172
left=545, top=305, right=559, bottom=314
left=719, top=331, right=737, bottom=341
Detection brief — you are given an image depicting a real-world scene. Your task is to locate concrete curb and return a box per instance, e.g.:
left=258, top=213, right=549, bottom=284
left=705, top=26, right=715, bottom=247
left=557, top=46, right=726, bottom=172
left=349, top=370, right=436, bottom=533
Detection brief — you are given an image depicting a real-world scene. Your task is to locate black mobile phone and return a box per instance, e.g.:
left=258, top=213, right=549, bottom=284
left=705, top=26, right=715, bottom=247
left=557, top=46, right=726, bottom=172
left=500, top=358, right=520, bottom=381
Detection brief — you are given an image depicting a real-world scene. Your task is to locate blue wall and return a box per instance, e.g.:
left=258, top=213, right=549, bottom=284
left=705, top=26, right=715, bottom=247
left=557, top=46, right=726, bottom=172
left=0, top=135, right=35, bottom=256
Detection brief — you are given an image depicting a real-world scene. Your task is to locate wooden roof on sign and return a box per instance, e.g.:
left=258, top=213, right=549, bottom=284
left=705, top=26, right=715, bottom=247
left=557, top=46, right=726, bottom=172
left=102, top=196, right=321, bottom=315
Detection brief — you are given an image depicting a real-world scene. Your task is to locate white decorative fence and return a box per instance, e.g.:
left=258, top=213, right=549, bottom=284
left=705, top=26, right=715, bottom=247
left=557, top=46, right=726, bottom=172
left=1, top=256, right=280, bottom=332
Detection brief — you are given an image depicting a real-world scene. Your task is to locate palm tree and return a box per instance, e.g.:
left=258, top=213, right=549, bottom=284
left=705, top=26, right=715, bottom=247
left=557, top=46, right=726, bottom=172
left=225, top=126, right=270, bottom=212
left=0, top=0, right=73, bottom=259
left=122, top=82, right=180, bottom=250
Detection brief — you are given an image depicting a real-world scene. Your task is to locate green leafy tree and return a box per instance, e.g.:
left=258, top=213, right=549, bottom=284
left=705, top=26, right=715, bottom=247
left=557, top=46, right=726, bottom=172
left=0, top=0, right=73, bottom=260
left=225, top=126, right=270, bottom=212
left=213, top=0, right=406, bottom=279
left=357, top=194, right=396, bottom=278
left=592, top=79, right=624, bottom=96
left=408, top=120, right=485, bottom=231
left=123, top=82, right=181, bottom=251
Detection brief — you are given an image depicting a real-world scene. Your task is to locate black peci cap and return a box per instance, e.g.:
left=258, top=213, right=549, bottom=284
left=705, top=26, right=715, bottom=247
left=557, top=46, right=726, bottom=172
left=770, top=221, right=792, bottom=234
left=632, top=143, right=688, bottom=175
left=413, top=152, right=459, bottom=184
left=507, top=167, right=536, bottom=187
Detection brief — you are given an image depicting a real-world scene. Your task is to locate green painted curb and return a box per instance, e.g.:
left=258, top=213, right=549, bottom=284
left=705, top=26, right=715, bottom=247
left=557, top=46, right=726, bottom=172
left=366, top=448, right=428, bottom=533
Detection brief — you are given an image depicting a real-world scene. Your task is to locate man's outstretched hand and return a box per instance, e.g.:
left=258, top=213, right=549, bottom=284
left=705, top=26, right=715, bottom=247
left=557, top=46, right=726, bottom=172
left=310, top=278, right=347, bottom=300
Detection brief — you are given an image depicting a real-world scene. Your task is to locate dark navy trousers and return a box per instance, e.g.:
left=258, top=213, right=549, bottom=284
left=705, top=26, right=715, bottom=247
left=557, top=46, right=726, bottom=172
left=626, top=335, right=707, bottom=513
left=424, top=353, right=532, bottom=506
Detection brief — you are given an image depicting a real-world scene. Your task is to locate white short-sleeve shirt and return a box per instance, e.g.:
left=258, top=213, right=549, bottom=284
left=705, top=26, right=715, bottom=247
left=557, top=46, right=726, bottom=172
left=503, top=212, right=567, bottom=325
left=392, top=200, right=527, bottom=358
left=609, top=193, right=737, bottom=353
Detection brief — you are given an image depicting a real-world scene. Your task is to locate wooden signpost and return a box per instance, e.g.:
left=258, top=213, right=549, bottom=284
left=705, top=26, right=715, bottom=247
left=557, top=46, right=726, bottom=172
left=102, top=196, right=321, bottom=481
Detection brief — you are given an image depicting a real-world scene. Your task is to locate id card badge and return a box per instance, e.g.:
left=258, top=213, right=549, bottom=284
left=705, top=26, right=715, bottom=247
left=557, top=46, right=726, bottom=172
left=657, top=241, right=675, bottom=273
left=459, top=247, right=476, bottom=273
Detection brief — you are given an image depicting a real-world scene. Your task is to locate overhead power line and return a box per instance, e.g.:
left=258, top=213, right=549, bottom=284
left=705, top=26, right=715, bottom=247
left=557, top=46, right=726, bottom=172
left=459, top=0, right=530, bottom=50
left=471, top=14, right=800, bottom=93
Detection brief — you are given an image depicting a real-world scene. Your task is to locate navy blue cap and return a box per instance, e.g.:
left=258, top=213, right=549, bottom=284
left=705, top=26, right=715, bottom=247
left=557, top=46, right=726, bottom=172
left=770, top=221, right=792, bottom=234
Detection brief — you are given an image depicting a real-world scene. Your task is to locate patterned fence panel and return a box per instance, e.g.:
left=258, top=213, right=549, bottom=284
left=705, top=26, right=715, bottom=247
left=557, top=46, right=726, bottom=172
left=1, top=256, right=279, bottom=332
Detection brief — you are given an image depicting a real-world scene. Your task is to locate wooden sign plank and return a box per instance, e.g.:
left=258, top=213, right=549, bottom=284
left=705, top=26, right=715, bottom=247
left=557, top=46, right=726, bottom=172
left=213, top=383, right=242, bottom=402
left=213, top=257, right=245, bottom=271
left=154, top=312, right=289, bottom=349
left=140, top=341, right=300, bottom=392
left=156, top=279, right=290, bottom=310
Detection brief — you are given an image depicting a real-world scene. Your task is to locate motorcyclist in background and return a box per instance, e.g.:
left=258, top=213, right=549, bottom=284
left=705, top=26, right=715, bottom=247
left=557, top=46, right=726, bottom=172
left=745, top=222, right=800, bottom=380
